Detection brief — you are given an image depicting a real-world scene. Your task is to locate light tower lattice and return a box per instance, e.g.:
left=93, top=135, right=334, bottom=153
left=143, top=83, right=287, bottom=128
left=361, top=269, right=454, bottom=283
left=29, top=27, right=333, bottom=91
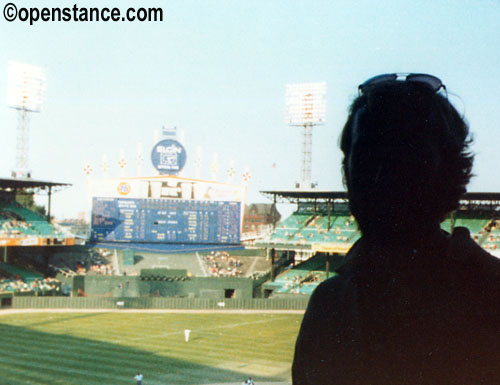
left=286, top=82, right=326, bottom=189
left=7, top=61, right=46, bottom=179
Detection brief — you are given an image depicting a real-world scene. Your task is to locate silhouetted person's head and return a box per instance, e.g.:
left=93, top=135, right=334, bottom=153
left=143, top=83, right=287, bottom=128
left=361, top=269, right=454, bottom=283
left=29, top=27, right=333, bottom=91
left=340, top=74, right=473, bottom=239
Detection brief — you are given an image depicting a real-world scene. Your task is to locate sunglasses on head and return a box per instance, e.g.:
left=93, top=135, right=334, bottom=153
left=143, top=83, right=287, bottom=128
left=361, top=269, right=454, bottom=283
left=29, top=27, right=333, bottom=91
left=358, top=73, right=446, bottom=95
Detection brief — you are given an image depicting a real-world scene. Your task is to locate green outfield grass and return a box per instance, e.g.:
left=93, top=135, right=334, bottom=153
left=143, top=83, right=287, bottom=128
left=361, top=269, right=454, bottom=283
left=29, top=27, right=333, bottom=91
left=0, top=311, right=303, bottom=385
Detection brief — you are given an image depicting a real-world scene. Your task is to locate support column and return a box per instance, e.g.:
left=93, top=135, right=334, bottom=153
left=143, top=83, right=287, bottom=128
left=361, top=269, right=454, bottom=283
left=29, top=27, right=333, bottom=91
left=47, top=185, right=52, bottom=222
left=327, top=199, right=331, bottom=231
left=270, top=248, right=276, bottom=281
left=300, top=124, right=313, bottom=188
left=273, top=194, right=278, bottom=230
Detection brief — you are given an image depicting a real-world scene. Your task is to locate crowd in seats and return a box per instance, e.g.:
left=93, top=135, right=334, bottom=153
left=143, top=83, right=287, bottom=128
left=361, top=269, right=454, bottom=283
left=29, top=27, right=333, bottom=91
left=482, top=220, right=500, bottom=251
left=85, top=263, right=114, bottom=275
left=202, top=251, right=243, bottom=277
left=0, top=276, right=60, bottom=295
left=0, top=258, right=63, bottom=295
left=51, top=262, right=114, bottom=277
left=0, top=201, right=70, bottom=240
left=483, top=242, right=500, bottom=250
left=0, top=210, right=38, bottom=238
left=50, top=248, right=113, bottom=277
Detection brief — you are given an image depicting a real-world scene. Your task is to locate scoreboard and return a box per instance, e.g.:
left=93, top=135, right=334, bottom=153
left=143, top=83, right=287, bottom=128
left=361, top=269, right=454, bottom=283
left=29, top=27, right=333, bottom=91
left=90, top=197, right=241, bottom=244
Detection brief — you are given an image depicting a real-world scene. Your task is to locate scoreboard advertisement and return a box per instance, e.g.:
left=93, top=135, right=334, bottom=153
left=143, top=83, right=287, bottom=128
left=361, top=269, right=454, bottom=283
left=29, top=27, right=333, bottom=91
left=90, top=197, right=241, bottom=244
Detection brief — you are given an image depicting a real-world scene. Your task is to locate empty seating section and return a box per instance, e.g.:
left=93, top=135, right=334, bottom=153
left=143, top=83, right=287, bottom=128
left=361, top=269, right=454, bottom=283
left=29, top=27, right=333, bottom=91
left=272, top=209, right=496, bottom=250
left=328, top=214, right=358, bottom=243
left=0, top=262, right=43, bottom=283
left=272, top=265, right=330, bottom=295
left=269, top=210, right=360, bottom=247
left=269, top=254, right=334, bottom=296
left=453, top=217, right=488, bottom=236
left=0, top=201, right=66, bottom=239
left=440, top=218, right=453, bottom=233
left=441, top=213, right=490, bottom=246
left=267, top=208, right=499, bottom=297
left=270, top=213, right=314, bottom=243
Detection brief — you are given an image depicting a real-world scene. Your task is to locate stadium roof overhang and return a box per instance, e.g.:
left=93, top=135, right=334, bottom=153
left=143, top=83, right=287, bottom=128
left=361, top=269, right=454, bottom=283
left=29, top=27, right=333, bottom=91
left=460, top=192, right=500, bottom=204
left=260, top=190, right=348, bottom=204
left=0, top=177, right=71, bottom=194
left=0, top=178, right=72, bottom=221
left=261, top=190, right=500, bottom=206
left=254, top=241, right=312, bottom=250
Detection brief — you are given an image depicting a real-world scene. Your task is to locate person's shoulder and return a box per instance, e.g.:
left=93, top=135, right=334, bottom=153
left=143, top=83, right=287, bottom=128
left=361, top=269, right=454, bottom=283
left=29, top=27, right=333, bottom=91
left=314, top=271, right=353, bottom=294
left=307, top=238, right=365, bottom=306
left=449, top=226, right=500, bottom=278
left=303, top=268, right=358, bottom=328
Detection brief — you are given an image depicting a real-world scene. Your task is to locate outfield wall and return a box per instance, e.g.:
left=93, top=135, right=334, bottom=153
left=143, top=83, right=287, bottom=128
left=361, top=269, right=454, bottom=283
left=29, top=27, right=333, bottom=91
left=69, top=275, right=256, bottom=299
left=9, top=296, right=309, bottom=310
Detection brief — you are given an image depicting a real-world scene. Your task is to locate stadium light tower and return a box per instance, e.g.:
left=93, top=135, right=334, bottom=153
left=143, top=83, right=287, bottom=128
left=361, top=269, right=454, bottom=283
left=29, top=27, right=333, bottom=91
left=7, top=61, right=46, bottom=179
left=286, top=82, right=326, bottom=189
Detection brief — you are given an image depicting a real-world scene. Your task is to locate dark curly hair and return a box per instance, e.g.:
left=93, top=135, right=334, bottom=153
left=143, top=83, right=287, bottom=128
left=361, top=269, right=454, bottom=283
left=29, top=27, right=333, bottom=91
left=340, top=80, right=473, bottom=236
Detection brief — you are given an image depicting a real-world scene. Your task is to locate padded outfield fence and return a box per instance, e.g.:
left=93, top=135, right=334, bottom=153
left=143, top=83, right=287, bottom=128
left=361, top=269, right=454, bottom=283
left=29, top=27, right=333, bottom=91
left=8, top=296, right=309, bottom=310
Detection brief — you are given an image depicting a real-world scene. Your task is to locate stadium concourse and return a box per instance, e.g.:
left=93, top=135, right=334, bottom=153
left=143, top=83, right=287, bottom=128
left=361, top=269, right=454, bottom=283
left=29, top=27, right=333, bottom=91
left=258, top=190, right=500, bottom=298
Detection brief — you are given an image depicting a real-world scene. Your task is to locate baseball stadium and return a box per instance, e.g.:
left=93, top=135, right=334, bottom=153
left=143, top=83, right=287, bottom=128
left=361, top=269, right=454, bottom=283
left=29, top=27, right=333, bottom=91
left=3, top=98, right=500, bottom=384
left=4, top=168, right=500, bottom=384
left=2, top=3, right=499, bottom=384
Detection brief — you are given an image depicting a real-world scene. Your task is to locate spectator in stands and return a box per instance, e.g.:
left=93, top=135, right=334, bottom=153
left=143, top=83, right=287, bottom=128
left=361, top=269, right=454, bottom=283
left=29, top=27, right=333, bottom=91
left=203, top=252, right=243, bottom=277
left=293, top=74, right=500, bottom=384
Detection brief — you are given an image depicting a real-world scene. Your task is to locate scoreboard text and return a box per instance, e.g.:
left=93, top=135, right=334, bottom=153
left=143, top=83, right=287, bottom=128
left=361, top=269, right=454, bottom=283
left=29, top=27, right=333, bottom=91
left=90, top=197, right=241, bottom=244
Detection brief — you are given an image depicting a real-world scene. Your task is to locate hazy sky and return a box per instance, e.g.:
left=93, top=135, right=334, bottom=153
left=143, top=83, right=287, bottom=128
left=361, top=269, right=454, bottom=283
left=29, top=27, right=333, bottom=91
left=1, top=0, right=499, bottom=219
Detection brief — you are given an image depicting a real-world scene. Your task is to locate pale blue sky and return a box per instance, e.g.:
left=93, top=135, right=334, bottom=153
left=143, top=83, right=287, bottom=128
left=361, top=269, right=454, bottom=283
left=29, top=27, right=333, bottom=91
left=0, top=0, right=499, bottom=218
